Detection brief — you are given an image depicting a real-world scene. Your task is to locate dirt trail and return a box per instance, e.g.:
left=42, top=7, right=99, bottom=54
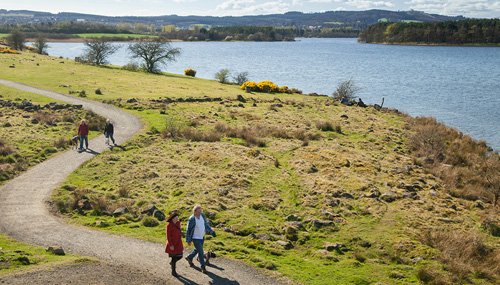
left=0, top=79, right=291, bottom=285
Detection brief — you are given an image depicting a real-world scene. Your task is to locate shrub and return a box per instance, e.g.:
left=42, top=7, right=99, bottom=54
left=420, top=229, right=500, bottom=282
left=316, top=121, right=335, bottom=132
left=0, top=47, right=20, bottom=54
left=122, top=62, right=140, bottom=71
left=53, top=137, right=68, bottom=149
left=332, top=79, right=361, bottom=101
left=233, top=71, right=249, bottom=85
left=0, top=139, right=15, bottom=156
left=240, top=81, right=258, bottom=92
left=257, top=81, right=279, bottom=93
left=33, top=112, right=58, bottom=126
left=142, top=216, right=159, bottom=227
left=184, top=68, right=196, bottom=77
left=85, top=111, right=106, bottom=132
left=215, top=68, right=231, bottom=83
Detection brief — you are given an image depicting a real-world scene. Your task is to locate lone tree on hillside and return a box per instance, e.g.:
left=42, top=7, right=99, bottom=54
left=82, top=39, right=120, bottom=65
left=7, top=30, right=26, bottom=51
left=128, top=40, right=181, bottom=73
left=32, top=35, right=49, bottom=55
left=332, top=79, right=361, bottom=101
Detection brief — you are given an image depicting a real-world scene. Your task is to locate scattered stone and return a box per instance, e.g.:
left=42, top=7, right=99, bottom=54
left=326, top=199, right=341, bottom=207
left=402, top=191, right=419, bottom=200
left=254, top=233, right=271, bottom=241
left=95, top=88, right=103, bottom=95
left=285, top=214, right=301, bottom=221
left=113, top=207, right=129, bottom=217
left=153, top=210, right=166, bottom=221
left=380, top=192, right=399, bottom=203
left=217, top=187, right=229, bottom=196
left=365, top=189, right=381, bottom=198
left=312, top=220, right=334, bottom=229
left=308, top=165, right=318, bottom=173
left=236, top=94, right=246, bottom=103
left=276, top=240, right=293, bottom=250
left=340, top=114, right=349, bottom=119
left=411, top=257, right=423, bottom=264
left=77, top=199, right=93, bottom=211
left=15, top=256, right=30, bottom=265
left=47, top=246, right=65, bottom=256
left=126, top=98, right=138, bottom=103
left=325, top=243, right=344, bottom=252
left=475, top=200, right=486, bottom=210
left=141, top=205, right=157, bottom=215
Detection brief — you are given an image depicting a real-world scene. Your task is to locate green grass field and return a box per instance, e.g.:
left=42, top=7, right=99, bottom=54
left=76, top=33, right=159, bottom=39
left=0, top=234, right=85, bottom=276
left=1, top=52, right=498, bottom=284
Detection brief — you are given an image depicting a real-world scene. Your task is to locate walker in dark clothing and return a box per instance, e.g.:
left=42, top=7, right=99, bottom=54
left=104, top=121, right=115, bottom=145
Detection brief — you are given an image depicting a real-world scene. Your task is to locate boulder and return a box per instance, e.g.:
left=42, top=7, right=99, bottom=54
left=153, top=210, right=166, bottom=221
left=47, top=246, right=65, bottom=256
left=77, top=199, right=92, bottom=211
left=380, top=192, right=399, bottom=203
left=113, top=207, right=129, bottom=217
left=325, top=243, right=344, bottom=252
left=285, top=214, right=301, bottom=221
left=141, top=205, right=157, bottom=215
left=312, top=220, right=334, bottom=229
left=276, top=240, right=293, bottom=250
left=236, top=95, right=247, bottom=103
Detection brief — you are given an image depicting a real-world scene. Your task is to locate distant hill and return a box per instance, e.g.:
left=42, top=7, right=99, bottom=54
left=0, top=9, right=466, bottom=29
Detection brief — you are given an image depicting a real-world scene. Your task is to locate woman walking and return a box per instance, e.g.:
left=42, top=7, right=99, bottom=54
left=165, top=210, right=183, bottom=277
left=104, top=119, right=115, bottom=145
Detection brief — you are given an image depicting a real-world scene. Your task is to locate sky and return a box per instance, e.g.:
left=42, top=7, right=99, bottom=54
left=1, top=0, right=499, bottom=18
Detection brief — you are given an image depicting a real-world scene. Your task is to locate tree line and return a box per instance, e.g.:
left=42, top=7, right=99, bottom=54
left=359, top=19, right=500, bottom=45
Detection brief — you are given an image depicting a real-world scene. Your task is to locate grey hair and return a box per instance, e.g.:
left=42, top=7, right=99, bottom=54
left=192, top=204, right=202, bottom=213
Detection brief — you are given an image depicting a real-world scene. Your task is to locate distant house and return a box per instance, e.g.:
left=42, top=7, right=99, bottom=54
left=76, top=19, right=85, bottom=22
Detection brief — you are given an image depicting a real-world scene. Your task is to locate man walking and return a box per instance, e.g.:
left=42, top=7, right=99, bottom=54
left=185, top=205, right=216, bottom=274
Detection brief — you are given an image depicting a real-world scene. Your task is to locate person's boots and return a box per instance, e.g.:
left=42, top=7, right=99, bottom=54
left=201, top=266, right=207, bottom=274
left=171, top=262, right=178, bottom=277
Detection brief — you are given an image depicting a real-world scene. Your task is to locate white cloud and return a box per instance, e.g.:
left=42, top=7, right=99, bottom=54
left=406, top=0, right=500, bottom=17
left=293, top=0, right=394, bottom=9
left=213, top=0, right=290, bottom=16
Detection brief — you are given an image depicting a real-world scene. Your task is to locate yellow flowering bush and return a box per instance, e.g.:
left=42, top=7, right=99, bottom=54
left=240, top=81, right=258, bottom=92
left=257, top=80, right=279, bottom=93
left=0, top=47, right=20, bottom=54
left=184, top=68, right=197, bottom=77
left=241, top=80, right=301, bottom=94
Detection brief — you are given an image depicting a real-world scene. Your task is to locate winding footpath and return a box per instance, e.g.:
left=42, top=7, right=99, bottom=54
left=0, top=79, right=291, bottom=285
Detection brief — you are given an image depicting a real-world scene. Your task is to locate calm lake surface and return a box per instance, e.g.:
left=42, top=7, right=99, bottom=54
left=47, top=38, right=500, bottom=150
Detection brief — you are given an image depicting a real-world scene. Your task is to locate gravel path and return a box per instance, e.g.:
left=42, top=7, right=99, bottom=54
left=0, top=79, right=292, bottom=285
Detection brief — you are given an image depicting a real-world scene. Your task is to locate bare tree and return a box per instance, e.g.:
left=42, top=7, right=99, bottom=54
left=32, top=35, right=49, bottom=55
left=215, top=69, right=230, bottom=84
left=128, top=40, right=181, bottom=73
left=7, top=30, right=26, bottom=51
left=482, top=154, right=500, bottom=206
left=332, top=79, right=361, bottom=101
left=233, top=71, right=249, bottom=85
left=82, top=39, right=119, bottom=65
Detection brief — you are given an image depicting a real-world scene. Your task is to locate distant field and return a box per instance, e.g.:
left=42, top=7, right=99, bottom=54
left=76, top=33, right=158, bottom=39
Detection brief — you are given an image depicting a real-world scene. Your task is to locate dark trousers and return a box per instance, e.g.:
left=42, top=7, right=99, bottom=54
left=187, top=239, right=205, bottom=267
left=170, top=254, right=182, bottom=274
left=79, top=135, right=88, bottom=149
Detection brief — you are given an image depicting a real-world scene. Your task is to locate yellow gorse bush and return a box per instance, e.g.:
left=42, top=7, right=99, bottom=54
left=240, top=81, right=301, bottom=94
left=0, top=47, right=20, bottom=54
left=184, top=68, right=197, bottom=77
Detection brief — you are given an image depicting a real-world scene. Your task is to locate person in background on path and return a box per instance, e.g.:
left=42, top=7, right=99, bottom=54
left=77, top=119, right=89, bottom=150
left=185, top=205, right=216, bottom=274
left=104, top=119, right=115, bottom=145
left=165, top=210, right=183, bottom=278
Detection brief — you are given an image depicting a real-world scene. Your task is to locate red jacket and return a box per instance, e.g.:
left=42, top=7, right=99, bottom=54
left=78, top=123, right=89, bottom=136
left=165, top=221, right=183, bottom=255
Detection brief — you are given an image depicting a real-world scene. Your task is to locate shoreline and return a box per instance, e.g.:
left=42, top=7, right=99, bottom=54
left=359, top=41, right=500, bottom=47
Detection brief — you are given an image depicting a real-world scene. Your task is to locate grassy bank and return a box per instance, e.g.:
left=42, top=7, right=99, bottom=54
left=0, top=234, right=86, bottom=276
left=0, top=85, right=104, bottom=184
left=1, top=52, right=499, bottom=284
